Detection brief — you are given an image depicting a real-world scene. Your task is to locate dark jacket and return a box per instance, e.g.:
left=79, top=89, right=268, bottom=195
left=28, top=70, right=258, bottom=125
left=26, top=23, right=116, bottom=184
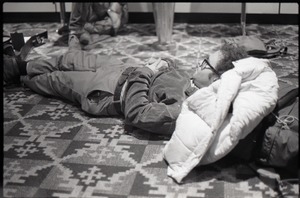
left=124, top=67, right=197, bottom=134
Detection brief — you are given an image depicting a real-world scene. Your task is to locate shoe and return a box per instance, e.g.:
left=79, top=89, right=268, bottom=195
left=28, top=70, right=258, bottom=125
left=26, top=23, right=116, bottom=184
left=57, top=25, right=69, bottom=35
left=3, top=55, right=21, bottom=85
left=68, top=34, right=81, bottom=50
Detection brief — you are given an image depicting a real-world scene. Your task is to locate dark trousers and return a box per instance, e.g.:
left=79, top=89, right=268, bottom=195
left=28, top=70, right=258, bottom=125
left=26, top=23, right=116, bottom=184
left=22, top=49, right=127, bottom=116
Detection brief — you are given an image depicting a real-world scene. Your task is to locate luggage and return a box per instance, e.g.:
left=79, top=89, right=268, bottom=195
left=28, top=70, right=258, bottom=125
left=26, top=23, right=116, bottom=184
left=230, top=81, right=299, bottom=175
left=256, top=83, right=298, bottom=174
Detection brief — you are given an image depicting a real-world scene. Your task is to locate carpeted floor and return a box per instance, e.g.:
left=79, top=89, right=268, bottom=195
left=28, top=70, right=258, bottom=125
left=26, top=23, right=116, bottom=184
left=3, top=22, right=299, bottom=198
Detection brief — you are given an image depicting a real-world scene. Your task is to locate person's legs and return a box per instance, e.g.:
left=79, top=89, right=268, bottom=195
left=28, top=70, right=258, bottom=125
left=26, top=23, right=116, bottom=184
left=69, top=3, right=93, bottom=33
left=82, top=2, right=128, bottom=36
left=3, top=43, right=119, bottom=85
left=26, top=48, right=119, bottom=77
left=83, top=18, right=114, bottom=36
left=3, top=52, right=83, bottom=86
left=22, top=70, right=90, bottom=104
left=19, top=48, right=122, bottom=116
left=68, top=3, right=93, bottom=46
left=92, top=3, right=110, bottom=19
left=107, top=2, right=128, bottom=35
left=69, top=2, right=111, bottom=45
left=69, top=2, right=128, bottom=45
left=91, top=2, right=128, bottom=34
left=22, top=70, right=119, bottom=116
left=3, top=52, right=95, bottom=108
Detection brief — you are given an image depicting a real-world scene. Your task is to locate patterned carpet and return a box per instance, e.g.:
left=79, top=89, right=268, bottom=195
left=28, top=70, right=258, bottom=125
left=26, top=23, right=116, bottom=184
left=3, top=22, right=299, bottom=198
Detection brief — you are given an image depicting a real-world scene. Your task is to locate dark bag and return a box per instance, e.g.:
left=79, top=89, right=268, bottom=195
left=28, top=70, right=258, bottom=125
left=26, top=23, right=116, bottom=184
left=230, top=82, right=298, bottom=174
left=256, top=86, right=298, bottom=173
left=229, top=82, right=298, bottom=196
left=225, top=36, right=288, bottom=59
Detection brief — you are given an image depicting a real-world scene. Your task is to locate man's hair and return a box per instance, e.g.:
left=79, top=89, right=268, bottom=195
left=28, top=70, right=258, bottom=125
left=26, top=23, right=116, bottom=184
left=216, top=42, right=248, bottom=75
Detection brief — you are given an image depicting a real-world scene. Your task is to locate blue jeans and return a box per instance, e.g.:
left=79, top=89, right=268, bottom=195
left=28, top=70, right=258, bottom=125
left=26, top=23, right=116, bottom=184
left=22, top=49, right=130, bottom=116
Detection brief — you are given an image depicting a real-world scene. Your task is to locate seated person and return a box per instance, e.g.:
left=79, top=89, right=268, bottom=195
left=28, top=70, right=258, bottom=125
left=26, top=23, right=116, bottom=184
left=3, top=35, right=248, bottom=135
left=69, top=2, right=128, bottom=45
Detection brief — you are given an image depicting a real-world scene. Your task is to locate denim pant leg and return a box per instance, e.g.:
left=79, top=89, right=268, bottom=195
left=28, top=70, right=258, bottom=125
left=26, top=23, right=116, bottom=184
left=26, top=56, right=62, bottom=77
left=26, top=50, right=101, bottom=77
left=124, top=67, right=180, bottom=135
left=69, top=3, right=110, bottom=31
left=23, top=50, right=120, bottom=116
left=22, top=70, right=118, bottom=116
left=23, top=70, right=91, bottom=104
left=32, top=48, right=120, bottom=73
left=69, top=3, right=93, bottom=31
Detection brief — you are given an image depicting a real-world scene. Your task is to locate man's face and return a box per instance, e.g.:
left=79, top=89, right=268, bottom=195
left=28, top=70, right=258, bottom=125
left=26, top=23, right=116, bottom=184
left=192, top=50, right=223, bottom=89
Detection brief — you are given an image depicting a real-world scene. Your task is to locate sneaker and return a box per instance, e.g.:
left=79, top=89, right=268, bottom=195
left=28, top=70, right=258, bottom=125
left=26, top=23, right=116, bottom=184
left=3, top=55, right=21, bottom=85
left=68, top=34, right=81, bottom=50
left=57, top=25, right=69, bottom=35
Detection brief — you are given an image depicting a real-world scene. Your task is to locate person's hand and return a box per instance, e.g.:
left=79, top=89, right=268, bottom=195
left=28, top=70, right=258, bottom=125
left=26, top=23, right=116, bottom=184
left=145, top=58, right=169, bottom=74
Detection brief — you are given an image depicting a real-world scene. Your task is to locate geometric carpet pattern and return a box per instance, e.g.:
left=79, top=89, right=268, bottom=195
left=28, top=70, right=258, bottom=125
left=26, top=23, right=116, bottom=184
left=3, top=22, right=298, bottom=197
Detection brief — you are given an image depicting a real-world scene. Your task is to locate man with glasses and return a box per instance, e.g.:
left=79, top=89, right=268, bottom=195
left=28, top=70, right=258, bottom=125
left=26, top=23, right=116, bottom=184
left=192, top=43, right=248, bottom=89
left=3, top=38, right=248, bottom=135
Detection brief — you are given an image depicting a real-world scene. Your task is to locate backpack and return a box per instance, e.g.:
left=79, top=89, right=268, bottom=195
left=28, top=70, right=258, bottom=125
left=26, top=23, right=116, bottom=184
left=228, top=82, right=299, bottom=196
left=230, top=81, right=299, bottom=174
left=255, top=84, right=298, bottom=174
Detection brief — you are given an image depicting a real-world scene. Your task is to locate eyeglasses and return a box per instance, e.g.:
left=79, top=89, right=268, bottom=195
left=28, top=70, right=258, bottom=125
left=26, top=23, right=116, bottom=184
left=197, top=59, right=221, bottom=78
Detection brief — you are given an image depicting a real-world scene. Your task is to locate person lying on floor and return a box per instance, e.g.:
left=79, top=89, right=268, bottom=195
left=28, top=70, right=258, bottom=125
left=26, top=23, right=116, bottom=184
left=4, top=35, right=249, bottom=135
left=69, top=2, right=128, bottom=45
left=163, top=45, right=279, bottom=183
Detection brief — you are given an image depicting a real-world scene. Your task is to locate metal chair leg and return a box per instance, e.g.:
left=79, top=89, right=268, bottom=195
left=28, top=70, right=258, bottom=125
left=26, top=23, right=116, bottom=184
left=241, top=3, right=247, bottom=36
left=57, top=2, right=69, bottom=35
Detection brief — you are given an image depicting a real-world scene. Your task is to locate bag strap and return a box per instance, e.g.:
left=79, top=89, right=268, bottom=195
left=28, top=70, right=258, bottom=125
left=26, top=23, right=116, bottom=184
left=272, top=99, right=298, bottom=130
left=275, top=87, right=298, bottom=111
